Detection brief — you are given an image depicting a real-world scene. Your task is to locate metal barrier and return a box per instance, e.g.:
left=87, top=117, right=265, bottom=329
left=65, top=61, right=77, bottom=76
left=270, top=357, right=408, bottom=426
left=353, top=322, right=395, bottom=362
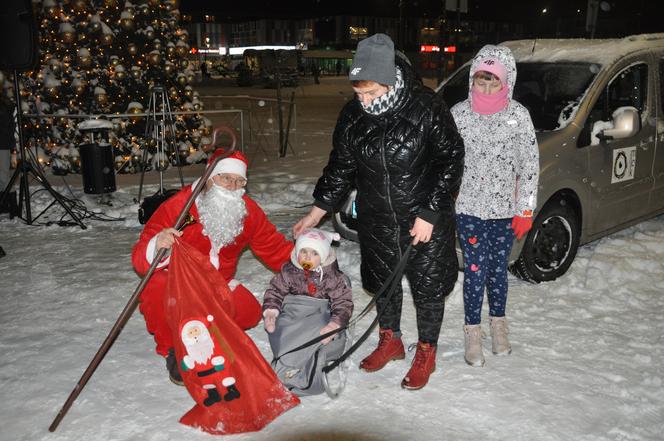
left=198, top=95, right=298, bottom=164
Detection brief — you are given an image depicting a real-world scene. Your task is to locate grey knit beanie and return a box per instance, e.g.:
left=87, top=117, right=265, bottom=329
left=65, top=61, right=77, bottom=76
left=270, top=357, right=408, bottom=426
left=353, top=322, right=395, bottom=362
left=349, top=33, right=396, bottom=86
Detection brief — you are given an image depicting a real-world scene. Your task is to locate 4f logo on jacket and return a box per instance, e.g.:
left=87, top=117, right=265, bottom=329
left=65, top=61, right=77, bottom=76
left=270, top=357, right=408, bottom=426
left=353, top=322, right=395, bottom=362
left=350, top=67, right=362, bottom=75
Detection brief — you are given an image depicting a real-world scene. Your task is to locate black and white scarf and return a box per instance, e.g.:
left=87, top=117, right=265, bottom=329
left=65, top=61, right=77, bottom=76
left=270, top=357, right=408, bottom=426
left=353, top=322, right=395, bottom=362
left=361, top=67, right=404, bottom=116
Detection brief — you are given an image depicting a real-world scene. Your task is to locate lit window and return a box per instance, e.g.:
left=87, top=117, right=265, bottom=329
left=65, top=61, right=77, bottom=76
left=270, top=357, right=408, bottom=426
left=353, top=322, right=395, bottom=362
left=349, top=26, right=368, bottom=41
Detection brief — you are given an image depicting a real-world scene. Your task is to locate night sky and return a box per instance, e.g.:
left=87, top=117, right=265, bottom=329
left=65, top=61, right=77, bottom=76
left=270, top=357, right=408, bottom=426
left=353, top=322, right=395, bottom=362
left=180, top=0, right=661, bottom=29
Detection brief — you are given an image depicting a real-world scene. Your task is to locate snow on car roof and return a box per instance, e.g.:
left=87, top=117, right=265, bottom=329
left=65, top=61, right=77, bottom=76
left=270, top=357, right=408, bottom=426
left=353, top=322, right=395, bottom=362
left=501, top=33, right=664, bottom=65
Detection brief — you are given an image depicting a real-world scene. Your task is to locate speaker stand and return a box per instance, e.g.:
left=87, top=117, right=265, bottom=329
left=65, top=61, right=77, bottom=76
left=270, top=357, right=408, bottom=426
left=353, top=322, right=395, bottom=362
left=136, top=85, right=185, bottom=204
left=0, top=71, right=86, bottom=229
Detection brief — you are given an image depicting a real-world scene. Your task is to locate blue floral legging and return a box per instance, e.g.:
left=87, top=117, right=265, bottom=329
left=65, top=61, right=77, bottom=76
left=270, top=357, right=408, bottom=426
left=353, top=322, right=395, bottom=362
left=456, top=213, right=515, bottom=325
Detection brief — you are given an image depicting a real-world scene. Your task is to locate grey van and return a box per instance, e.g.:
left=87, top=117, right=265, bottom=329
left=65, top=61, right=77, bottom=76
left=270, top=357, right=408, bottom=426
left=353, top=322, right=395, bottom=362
left=333, top=33, right=664, bottom=283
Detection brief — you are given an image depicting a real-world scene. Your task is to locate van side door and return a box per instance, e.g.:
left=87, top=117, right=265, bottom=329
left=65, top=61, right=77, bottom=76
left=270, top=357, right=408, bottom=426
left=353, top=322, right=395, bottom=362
left=652, top=55, right=664, bottom=211
left=582, top=59, right=656, bottom=236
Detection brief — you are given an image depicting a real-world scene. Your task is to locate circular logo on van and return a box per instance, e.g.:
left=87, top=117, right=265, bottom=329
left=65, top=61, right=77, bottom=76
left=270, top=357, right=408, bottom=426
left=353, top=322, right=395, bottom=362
left=614, top=152, right=627, bottom=179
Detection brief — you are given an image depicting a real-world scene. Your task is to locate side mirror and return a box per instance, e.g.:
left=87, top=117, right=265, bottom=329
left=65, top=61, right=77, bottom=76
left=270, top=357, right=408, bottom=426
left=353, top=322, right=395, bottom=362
left=599, top=106, right=640, bottom=141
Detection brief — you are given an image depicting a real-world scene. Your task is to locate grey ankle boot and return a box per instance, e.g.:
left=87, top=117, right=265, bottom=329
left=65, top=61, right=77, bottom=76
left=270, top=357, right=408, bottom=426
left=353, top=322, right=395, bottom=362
left=489, top=316, right=512, bottom=355
left=463, top=324, right=485, bottom=367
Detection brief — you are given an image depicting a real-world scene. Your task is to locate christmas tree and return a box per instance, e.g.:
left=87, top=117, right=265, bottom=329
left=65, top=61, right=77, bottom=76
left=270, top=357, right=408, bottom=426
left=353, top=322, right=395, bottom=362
left=13, top=0, right=209, bottom=174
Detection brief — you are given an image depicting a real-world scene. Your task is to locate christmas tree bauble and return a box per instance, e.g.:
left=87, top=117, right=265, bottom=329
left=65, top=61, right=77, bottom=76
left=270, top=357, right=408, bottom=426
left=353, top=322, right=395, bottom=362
left=127, top=43, right=138, bottom=55
left=179, top=59, right=188, bottom=69
left=114, top=65, right=126, bottom=81
left=102, top=33, right=113, bottom=45
left=127, top=101, right=144, bottom=122
left=91, top=21, right=101, bottom=32
left=148, top=50, right=162, bottom=66
left=59, top=23, right=76, bottom=44
left=50, top=61, right=62, bottom=75
left=120, top=11, right=135, bottom=31
left=78, top=55, right=91, bottom=68
left=175, top=43, right=188, bottom=57
left=71, top=0, right=87, bottom=12
left=47, top=86, right=59, bottom=98
left=46, top=6, right=59, bottom=19
left=95, top=87, right=108, bottom=105
left=154, top=152, right=169, bottom=171
left=131, top=66, right=141, bottom=79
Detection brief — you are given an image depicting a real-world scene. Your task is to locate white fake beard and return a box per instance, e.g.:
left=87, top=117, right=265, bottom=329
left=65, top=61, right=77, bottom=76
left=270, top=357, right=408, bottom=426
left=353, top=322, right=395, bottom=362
left=197, top=185, right=247, bottom=254
left=183, top=333, right=215, bottom=365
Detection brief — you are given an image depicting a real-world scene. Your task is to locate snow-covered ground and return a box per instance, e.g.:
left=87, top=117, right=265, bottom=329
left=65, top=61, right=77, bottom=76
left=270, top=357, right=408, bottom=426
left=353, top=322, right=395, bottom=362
left=2, top=77, right=663, bottom=440
left=1, top=174, right=663, bottom=441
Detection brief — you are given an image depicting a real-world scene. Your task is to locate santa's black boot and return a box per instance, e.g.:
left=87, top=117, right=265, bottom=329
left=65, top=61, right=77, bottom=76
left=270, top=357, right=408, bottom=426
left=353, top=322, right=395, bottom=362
left=203, top=388, right=222, bottom=406
left=165, top=348, right=183, bottom=386
left=222, top=377, right=241, bottom=401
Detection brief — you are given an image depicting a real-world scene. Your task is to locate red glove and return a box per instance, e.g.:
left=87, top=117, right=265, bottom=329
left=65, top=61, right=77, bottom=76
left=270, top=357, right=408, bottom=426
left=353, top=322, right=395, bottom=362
left=511, top=215, right=533, bottom=240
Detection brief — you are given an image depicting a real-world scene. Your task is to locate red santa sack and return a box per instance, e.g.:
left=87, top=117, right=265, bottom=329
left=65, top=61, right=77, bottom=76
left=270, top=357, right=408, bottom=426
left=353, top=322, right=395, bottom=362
left=164, top=240, right=300, bottom=435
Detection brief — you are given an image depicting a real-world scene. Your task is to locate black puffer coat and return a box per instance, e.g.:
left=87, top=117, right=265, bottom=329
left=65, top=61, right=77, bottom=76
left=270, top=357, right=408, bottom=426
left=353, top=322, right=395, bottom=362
left=313, top=59, right=465, bottom=298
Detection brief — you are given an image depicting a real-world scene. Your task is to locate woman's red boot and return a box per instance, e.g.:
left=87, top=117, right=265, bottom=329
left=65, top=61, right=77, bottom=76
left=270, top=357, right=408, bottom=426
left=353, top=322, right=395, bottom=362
left=401, top=342, right=437, bottom=390
left=359, top=329, right=405, bottom=372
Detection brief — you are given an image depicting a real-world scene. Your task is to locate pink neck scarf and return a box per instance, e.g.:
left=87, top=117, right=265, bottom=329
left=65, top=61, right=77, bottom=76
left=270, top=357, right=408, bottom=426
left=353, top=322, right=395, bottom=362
left=471, top=86, right=509, bottom=115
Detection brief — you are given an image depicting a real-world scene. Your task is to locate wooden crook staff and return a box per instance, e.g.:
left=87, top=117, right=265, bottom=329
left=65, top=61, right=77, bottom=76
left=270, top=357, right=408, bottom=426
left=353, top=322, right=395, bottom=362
left=48, top=146, right=235, bottom=432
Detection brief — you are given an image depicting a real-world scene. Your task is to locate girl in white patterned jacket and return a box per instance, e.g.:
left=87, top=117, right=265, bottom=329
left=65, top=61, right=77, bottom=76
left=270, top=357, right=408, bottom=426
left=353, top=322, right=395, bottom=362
left=450, top=45, right=539, bottom=367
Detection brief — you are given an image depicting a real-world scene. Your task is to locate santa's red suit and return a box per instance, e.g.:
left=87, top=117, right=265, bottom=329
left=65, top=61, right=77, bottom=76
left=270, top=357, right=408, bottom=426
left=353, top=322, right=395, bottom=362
left=132, top=185, right=293, bottom=356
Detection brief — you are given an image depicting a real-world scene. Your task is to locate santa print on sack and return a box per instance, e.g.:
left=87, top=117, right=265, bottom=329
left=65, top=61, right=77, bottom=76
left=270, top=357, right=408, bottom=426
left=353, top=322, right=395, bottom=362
left=179, top=315, right=241, bottom=407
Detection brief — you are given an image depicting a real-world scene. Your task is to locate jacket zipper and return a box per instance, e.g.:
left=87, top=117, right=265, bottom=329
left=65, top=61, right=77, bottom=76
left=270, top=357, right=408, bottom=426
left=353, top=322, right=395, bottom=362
left=378, top=119, right=403, bottom=258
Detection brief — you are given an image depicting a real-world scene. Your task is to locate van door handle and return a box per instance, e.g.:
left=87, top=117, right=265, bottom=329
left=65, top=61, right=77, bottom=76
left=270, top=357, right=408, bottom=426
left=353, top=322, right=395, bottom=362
left=582, top=177, right=588, bottom=183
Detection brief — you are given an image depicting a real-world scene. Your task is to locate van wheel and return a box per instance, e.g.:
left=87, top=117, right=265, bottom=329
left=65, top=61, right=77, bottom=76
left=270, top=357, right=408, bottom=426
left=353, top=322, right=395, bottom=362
left=510, top=200, right=580, bottom=283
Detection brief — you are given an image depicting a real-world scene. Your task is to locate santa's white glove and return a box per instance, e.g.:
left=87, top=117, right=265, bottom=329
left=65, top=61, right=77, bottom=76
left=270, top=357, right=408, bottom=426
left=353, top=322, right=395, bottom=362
left=183, top=355, right=195, bottom=369
left=263, top=309, right=279, bottom=333
left=211, top=356, right=225, bottom=366
left=319, top=321, right=341, bottom=345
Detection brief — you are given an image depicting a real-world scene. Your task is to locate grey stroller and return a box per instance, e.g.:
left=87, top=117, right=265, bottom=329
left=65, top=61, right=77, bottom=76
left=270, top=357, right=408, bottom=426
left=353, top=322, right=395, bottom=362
left=268, top=295, right=353, bottom=398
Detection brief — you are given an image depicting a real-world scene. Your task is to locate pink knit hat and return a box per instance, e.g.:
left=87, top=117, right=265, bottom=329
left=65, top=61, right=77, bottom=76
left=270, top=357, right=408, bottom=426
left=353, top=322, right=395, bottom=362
left=475, top=57, right=507, bottom=85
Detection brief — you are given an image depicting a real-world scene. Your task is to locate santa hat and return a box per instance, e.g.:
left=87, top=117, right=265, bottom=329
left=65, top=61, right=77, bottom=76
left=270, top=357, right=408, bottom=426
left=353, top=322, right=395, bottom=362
left=293, top=228, right=340, bottom=265
left=207, top=149, right=248, bottom=179
left=475, top=57, right=507, bottom=85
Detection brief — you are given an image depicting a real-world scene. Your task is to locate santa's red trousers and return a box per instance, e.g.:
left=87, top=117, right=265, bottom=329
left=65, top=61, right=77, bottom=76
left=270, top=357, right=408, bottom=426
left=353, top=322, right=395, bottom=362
left=139, top=271, right=262, bottom=356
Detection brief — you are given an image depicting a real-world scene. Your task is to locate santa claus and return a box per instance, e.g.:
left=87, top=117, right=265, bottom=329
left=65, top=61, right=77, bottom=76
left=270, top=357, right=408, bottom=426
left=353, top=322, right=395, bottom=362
left=131, top=150, right=293, bottom=384
left=179, top=316, right=240, bottom=406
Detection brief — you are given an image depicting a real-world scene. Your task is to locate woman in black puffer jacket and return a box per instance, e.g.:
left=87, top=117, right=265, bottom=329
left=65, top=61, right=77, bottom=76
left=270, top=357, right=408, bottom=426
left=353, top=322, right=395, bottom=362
left=294, top=34, right=464, bottom=390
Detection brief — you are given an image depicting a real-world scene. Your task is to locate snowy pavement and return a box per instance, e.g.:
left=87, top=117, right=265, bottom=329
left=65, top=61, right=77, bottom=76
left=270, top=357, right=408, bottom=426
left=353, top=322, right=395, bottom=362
left=1, top=171, right=663, bottom=441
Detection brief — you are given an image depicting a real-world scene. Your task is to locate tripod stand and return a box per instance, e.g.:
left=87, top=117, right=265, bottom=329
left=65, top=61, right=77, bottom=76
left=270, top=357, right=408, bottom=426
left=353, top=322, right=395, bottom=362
left=0, top=71, right=86, bottom=229
left=136, top=85, right=184, bottom=204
